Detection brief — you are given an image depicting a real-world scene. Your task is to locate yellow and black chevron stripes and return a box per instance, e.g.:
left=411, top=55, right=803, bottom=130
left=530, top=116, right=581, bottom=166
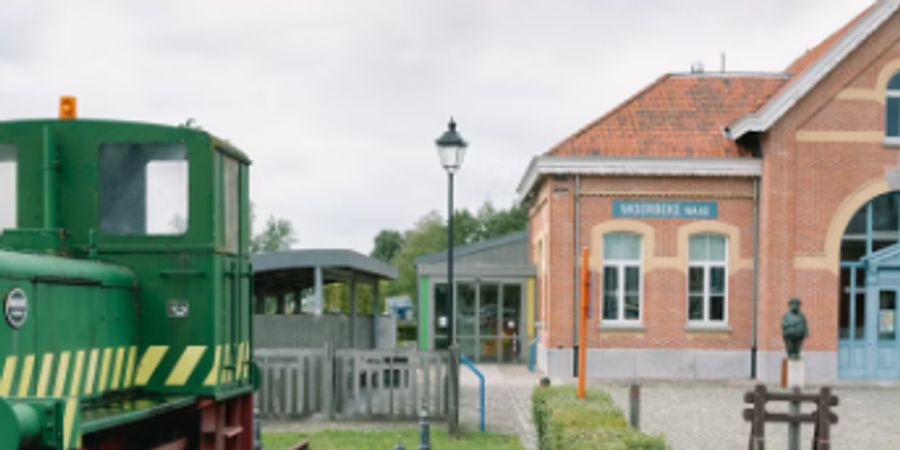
left=63, top=398, right=78, bottom=449
left=201, top=341, right=251, bottom=385
left=165, top=346, right=206, bottom=386
left=69, top=351, right=85, bottom=397
left=84, top=349, right=98, bottom=395
left=123, top=346, right=137, bottom=389
left=97, top=348, right=112, bottom=392
left=17, top=355, right=34, bottom=396
left=134, top=345, right=168, bottom=386
left=0, top=346, right=136, bottom=399
left=204, top=345, right=221, bottom=386
left=36, top=353, right=53, bottom=397
left=53, top=351, right=70, bottom=397
left=0, top=342, right=250, bottom=398
left=0, top=356, right=15, bottom=395
left=109, top=347, right=125, bottom=390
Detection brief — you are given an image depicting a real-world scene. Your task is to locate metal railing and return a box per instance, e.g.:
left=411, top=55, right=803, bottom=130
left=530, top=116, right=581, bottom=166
left=459, top=354, right=485, bottom=432
left=528, top=337, right=539, bottom=372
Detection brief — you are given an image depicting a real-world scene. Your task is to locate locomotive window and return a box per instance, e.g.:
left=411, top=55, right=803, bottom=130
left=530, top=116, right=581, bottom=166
left=99, top=143, right=189, bottom=235
left=223, top=156, right=240, bottom=253
left=0, top=144, right=16, bottom=231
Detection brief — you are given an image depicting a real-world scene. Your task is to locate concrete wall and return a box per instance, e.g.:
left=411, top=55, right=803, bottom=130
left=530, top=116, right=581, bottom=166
left=536, top=345, right=837, bottom=382
left=254, top=314, right=396, bottom=350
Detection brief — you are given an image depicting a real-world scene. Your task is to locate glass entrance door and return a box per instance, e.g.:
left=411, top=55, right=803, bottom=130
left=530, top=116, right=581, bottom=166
left=500, top=284, right=522, bottom=362
left=432, top=280, right=524, bottom=363
left=476, top=282, right=523, bottom=363
left=478, top=283, right=500, bottom=361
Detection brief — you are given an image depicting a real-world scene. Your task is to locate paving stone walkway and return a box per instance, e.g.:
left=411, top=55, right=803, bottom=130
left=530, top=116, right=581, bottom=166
left=266, top=361, right=900, bottom=449
left=459, top=364, right=542, bottom=449
left=579, top=379, right=900, bottom=450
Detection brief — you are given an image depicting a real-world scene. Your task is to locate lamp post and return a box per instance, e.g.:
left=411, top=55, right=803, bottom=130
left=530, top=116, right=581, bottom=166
left=435, top=118, right=468, bottom=345
left=435, top=117, right=467, bottom=436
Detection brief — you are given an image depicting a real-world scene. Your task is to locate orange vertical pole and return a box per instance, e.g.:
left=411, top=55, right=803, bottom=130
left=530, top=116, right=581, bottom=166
left=577, top=247, right=590, bottom=399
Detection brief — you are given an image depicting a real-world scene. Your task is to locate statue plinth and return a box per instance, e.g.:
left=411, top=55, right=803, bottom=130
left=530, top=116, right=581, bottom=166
left=787, top=358, right=804, bottom=388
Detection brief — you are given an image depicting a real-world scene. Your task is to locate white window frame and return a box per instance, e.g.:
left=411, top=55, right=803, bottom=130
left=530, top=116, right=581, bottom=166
left=887, top=85, right=900, bottom=142
left=601, top=233, right=643, bottom=324
left=687, top=234, right=728, bottom=325
left=0, top=144, right=16, bottom=231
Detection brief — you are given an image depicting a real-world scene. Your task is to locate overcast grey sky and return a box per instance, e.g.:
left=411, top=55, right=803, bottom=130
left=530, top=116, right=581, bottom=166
left=0, top=0, right=873, bottom=253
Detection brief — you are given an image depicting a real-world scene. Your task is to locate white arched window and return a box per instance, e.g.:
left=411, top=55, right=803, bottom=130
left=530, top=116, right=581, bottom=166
left=888, top=73, right=900, bottom=141
left=688, top=234, right=728, bottom=324
left=602, top=232, right=642, bottom=322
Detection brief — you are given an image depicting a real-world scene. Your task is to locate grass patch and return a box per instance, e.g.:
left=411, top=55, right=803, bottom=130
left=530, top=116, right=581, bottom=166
left=263, top=429, right=524, bottom=450
left=532, top=386, right=667, bottom=450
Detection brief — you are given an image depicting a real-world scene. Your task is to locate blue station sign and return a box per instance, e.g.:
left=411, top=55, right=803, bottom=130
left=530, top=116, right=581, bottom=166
left=612, top=200, right=718, bottom=219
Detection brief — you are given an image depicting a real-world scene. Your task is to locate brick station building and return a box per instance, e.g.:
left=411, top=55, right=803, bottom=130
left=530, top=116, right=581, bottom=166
left=519, top=1, right=900, bottom=382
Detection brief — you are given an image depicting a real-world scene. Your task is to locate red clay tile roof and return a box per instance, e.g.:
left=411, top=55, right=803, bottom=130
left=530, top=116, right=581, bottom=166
left=547, top=3, right=877, bottom=159
left=547, top=73, right=788, bottom=158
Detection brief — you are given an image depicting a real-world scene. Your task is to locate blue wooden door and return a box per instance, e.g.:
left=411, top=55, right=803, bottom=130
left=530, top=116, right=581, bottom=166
left=872, top=288, right=899, bottom=378
left=840, top=262, right=900, bottom=378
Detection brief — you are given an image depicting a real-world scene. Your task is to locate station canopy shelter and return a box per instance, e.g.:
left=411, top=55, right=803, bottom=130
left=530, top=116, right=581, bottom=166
left=252, top=248, right=398, bottom=320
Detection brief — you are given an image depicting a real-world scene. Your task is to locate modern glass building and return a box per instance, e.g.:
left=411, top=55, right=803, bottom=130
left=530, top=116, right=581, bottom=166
left=415, top=231, right=537, bottom=363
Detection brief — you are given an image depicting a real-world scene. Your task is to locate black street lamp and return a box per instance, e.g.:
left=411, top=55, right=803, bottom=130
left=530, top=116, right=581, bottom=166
left=435, top=117, right=467, bottom=436
left=435, top=118, right=468, bottom=348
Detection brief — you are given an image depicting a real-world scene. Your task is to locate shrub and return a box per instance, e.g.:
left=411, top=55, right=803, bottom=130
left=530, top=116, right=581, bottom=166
left=532, top=386, right=667, bottom=450
left=397, top=322, right=417, bottom=341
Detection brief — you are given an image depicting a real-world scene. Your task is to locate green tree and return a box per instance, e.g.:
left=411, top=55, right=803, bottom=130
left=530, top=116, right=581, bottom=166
left=372, top=200, right=528, bottom=299
left=370, top=229, right=405, bottom=263
left=387, top=211, right=447, bottom=298
left=324, top=282, right=377, bottom=314
left=452, top=209, right=480, bottom=246
left=251, top=215, right=298, bottom=253
left=476, top=201, right=528, bottom=241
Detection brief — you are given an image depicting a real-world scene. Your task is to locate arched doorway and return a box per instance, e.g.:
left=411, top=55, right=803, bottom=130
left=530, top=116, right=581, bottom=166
left=839, top=191, right=900, bottom=378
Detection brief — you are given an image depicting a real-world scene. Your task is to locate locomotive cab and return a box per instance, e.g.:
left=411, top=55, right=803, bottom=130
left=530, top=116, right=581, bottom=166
left=0, top=102, right=254, bottom=449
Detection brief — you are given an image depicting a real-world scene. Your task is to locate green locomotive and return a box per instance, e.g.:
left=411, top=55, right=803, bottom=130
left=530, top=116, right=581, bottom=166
left=0, top=98, right=255, bottom=449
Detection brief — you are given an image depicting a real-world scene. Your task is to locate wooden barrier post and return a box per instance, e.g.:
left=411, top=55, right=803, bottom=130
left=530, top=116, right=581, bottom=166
left=629, top=383, right=640, bottom=430
left=742, top=384, right=838, bottom=450
left=814, top=387, right=833, bottom=450
left=577, top=247, right=590, bottom=399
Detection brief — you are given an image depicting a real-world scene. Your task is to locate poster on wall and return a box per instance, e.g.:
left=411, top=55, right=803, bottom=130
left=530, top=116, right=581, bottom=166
left=880, top=309, right=895, bottom=334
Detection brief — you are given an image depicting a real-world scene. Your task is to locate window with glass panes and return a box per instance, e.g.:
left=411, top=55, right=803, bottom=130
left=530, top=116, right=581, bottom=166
left=0, top=144, right=16, bottom=231
left=888, top=73, right=900, bottom=139
left=839, top=191, right=900, bottom=340
left=602, top=233, right=641, bottom=322
left=688, top=234, right=727, bottom=323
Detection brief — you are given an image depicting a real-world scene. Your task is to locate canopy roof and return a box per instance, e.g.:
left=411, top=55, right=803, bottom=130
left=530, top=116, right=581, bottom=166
left=252, top=249, right=397, bottom=295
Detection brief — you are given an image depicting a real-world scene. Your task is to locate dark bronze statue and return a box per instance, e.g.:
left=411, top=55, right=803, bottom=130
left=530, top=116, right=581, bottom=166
left=781, top=297, right=809, bottom=360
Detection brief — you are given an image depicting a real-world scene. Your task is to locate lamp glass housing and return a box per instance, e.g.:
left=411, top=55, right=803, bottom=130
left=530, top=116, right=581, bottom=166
left=435, top=119, right=468, bottom=174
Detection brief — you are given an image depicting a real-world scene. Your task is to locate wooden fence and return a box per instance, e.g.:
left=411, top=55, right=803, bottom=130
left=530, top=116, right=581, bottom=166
left=743, top=384, right=838, bottom=450
left=255, top=347, right=452, bottom=420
